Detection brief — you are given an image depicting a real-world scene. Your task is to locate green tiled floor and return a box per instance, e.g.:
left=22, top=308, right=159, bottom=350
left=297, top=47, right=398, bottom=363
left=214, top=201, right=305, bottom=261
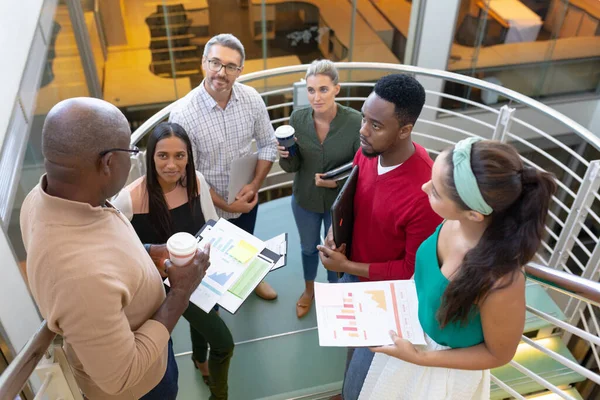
left=176, top=329, right=345, bottom=400
left=173, top=197, right=343, bottom=399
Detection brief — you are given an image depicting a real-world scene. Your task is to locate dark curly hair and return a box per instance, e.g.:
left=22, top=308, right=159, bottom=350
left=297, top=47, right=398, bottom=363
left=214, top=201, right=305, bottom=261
left=373, top=74, right=426, bottom=126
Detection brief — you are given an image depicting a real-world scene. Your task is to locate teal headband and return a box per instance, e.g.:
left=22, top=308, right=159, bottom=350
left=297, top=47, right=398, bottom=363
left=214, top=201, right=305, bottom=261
left=452, top=137, right=493, bottom=215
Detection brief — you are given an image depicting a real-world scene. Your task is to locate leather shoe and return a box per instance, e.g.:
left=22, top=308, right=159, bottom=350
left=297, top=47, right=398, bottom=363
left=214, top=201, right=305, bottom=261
left=296, top=292, right=314, bottom=319
left=254, top=281, right=277, bottom=300
left=329, top=395, right=342, bottom=400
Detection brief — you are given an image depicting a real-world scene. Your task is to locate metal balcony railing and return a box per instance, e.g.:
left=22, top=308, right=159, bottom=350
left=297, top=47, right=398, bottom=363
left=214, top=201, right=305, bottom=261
left=2, top=63, right=600, bottom=399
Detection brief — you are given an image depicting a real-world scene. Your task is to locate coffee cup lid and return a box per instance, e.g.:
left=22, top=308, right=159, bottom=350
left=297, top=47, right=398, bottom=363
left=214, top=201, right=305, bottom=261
left=167, top=232, right=198, bottom=254
left=275, top=125, right=295, bottom=138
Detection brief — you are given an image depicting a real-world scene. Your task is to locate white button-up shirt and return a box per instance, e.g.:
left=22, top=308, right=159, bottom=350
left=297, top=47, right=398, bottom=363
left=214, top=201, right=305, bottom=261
left=169, top=81, right=277, bottom=219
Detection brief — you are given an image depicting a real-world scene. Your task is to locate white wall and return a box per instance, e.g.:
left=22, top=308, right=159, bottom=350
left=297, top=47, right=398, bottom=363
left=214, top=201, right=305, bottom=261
left=0, top=227, right=42, bottom=354
left=0, top=0, right=46, bottom=149
left=409, top=0, right=462, bottom=124
left=589, top=100, right=600, bottom=138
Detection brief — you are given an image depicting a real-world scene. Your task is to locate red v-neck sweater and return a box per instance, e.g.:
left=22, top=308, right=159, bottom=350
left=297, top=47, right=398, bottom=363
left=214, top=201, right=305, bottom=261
left=351, top=143, right=443, bottom=281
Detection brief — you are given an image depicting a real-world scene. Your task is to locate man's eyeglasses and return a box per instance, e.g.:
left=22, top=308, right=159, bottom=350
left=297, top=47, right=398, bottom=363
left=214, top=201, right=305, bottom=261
left=99, top=145, right=140, bottom=157
left=206, top=59, right=241, bottom=75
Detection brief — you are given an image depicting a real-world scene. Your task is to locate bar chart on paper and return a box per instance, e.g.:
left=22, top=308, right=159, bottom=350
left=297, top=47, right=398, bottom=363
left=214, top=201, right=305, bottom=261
left=208, top=237, right=235, bottom=254
left=315, top=281, right=426, bottom=347
left=186, top=218, right=266, bottom=312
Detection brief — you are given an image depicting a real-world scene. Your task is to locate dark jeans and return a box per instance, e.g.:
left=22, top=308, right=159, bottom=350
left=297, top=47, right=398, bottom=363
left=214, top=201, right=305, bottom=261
left=140, top=339, right=178, bottom=400
left=337, top=274, right=373, bottom=400
left=343, top=348, right=375, bottom=400
left=184, top=303, right=234, bottom=400
left=228, top=204, right=258, bottom=234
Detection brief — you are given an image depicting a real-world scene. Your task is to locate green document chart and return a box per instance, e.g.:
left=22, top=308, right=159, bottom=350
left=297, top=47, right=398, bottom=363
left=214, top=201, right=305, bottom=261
left=229, top=257, right=272, bottom=299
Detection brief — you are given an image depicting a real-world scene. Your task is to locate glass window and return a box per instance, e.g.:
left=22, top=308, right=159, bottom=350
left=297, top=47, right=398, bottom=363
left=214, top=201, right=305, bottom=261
left=446, top=0, right=600, bottom=109
left=7, top=1, right=91, bottom=266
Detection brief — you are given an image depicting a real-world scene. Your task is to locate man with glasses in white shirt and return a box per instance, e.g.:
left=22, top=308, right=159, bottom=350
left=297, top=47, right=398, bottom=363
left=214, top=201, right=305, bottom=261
left=169, top=34, right=278, bottom=301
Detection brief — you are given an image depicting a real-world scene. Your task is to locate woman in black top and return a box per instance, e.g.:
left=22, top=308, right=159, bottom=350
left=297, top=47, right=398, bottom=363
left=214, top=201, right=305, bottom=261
left=114, top=122, right=233, bottom=400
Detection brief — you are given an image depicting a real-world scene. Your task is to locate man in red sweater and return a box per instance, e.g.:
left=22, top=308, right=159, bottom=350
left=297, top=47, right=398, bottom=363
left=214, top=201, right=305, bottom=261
left=318, top=74, right=442, bottom=400
left=319, top=74, right=441, bottom=282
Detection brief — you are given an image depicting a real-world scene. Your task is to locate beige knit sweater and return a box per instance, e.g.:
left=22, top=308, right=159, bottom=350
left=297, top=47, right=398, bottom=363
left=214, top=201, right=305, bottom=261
left=20, top=176, right=170, bottom=399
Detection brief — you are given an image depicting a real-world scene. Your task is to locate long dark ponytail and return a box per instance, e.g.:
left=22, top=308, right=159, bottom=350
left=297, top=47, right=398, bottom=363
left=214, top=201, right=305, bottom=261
left=438, top=140, right=557, bottom=328
left=145, top=122, right=199, bottom=241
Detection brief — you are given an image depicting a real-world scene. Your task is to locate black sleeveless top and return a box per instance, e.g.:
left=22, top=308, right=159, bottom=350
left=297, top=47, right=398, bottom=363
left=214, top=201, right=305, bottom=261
left=131, top=200, right=206, bottom=244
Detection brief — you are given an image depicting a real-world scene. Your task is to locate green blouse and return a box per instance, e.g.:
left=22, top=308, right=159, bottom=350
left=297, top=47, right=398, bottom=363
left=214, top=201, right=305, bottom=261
left=415, top=224, right=485, bottom=348
left=279, top=103, right=361, bottom=213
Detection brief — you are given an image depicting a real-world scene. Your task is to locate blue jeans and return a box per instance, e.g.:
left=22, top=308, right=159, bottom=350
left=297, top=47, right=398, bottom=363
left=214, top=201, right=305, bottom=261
left=141, top=339, right=178, bottom=400
left=338, top=273, right=372, bottom=400
left=291, top=196, right=337, bottom=283
left=343, top=347, right=374, bottom=400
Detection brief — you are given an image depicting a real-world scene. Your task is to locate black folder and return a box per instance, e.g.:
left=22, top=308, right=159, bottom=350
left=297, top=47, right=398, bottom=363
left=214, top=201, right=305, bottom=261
left=330, top=165, right=359, bottom=255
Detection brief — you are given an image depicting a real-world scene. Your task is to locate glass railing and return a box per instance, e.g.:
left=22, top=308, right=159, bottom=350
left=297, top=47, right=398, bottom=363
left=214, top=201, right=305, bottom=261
left=2, top=63, right=600, bottom=399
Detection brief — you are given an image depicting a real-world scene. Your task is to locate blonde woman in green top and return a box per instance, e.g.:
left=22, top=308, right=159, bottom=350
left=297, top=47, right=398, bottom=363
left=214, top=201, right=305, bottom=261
left=279, top=59, right=361, bottom=318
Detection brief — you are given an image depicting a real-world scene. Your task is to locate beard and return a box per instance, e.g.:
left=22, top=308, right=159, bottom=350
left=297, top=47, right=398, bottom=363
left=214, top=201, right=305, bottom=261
left=361, top=147, right=382, bottom=158
left=207, top=75, right=230, bottom=92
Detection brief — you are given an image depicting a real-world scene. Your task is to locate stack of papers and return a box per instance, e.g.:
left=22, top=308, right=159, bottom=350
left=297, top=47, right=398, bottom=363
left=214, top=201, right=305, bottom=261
left=166, top=219, right=287, bottom=314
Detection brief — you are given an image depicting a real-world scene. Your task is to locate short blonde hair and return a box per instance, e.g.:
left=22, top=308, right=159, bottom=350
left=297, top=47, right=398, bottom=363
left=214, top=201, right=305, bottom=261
left=305, top=59, right=339, bottom=85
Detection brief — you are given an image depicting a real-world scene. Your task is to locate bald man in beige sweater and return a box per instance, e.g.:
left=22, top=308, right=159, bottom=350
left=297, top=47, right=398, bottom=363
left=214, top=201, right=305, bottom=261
left=20, top=98, right=209, bottom=399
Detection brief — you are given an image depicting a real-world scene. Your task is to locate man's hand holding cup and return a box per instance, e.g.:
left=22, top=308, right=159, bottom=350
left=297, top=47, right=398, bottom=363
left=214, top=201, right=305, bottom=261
left=164, top=232, right=210, bottom=298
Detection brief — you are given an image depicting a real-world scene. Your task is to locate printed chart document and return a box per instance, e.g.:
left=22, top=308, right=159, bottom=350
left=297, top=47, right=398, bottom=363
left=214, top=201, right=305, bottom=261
left=166, top=218, right=280, bottom=314
left=314, top=280, right=426, bottom=347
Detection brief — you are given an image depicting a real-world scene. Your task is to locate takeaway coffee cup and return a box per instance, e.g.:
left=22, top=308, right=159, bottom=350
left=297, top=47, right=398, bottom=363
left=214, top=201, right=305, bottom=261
left=275, top=125, right=297, bottom=157
left=166, top=232, right=198, bottom=267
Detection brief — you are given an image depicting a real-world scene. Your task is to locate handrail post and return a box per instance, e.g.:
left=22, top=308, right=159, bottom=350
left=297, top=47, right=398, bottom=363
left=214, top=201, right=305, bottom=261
left=491, top=105, right=515, bottom=142
left=547, top=161, right=600, bottom=273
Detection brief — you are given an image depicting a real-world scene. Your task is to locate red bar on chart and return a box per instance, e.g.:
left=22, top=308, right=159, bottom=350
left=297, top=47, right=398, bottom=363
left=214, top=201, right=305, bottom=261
left=336, top=315, right=356, bottom=320
left=390, top=283, right=402, bottom=338
left=343, top=327, right=358, bottom=332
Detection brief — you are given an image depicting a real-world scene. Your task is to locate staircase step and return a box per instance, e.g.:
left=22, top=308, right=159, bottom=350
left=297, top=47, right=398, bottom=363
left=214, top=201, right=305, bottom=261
left=156, top=69, right=202, bottom=78
left=490, top=336, right=585, bottom=399
left=150, top=34, right=195, bottom=42
left=525, top=387, right=584, bottom=399
left=524, top=282, right=567, bottom=333
left=151, top=45, right=198, bottom=54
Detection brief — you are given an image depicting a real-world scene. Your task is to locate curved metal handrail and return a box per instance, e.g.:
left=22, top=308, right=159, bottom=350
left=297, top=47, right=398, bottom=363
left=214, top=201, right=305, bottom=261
left=0, top=321, right=55, bottom=400
left=130, top=62, right=600, bottom=151
left=526, top=263, right=600, bottom=307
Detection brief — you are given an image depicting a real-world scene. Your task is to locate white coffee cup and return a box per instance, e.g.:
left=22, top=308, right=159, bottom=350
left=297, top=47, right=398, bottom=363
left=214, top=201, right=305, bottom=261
left=166, top=232, right=198, bottom=266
